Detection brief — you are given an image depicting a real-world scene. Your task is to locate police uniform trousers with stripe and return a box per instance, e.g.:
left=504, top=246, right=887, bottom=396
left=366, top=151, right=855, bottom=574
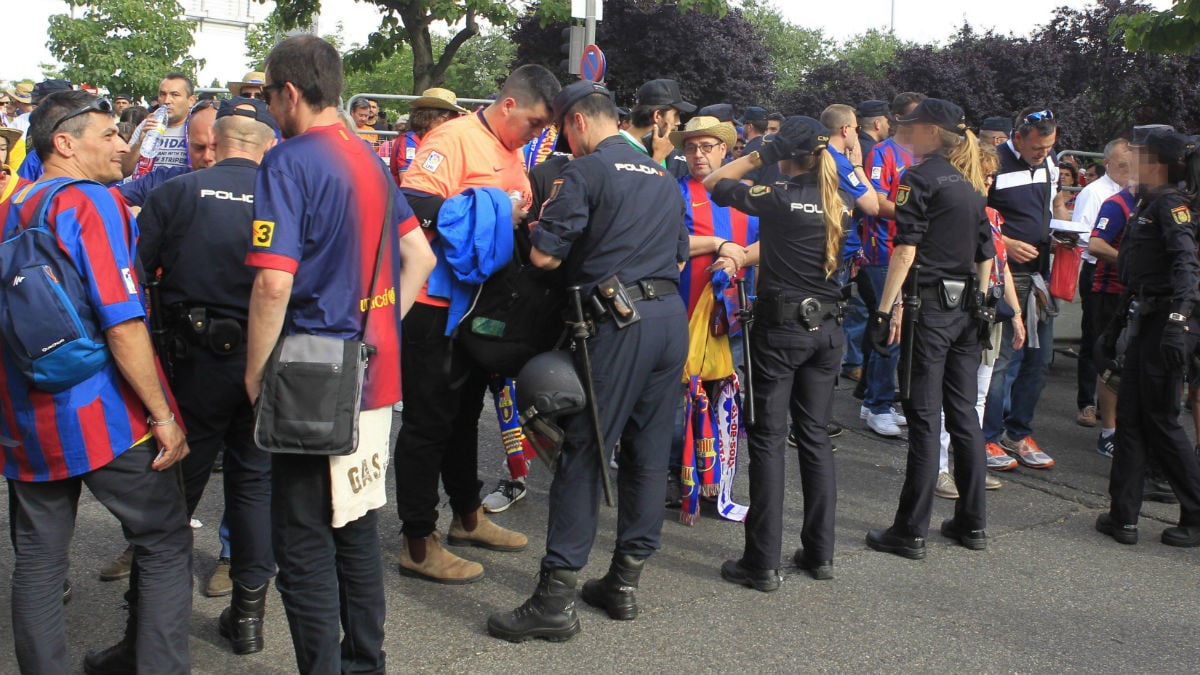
left=744, top=315, right=841, bottom=569
left=894, top=303, right=987, bottom=538
left=543, top=296, right=688, bottom=571
left=1110, top=311, right=1200, bottom=526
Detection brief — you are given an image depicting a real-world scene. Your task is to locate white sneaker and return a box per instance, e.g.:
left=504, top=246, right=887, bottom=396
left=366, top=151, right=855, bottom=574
left=867, top=411, right=902, bottom=437
left=481, top=479, right=527, bottom=514
left=860, top=405, right=869, bottom=420
left=890, top=406, right=907, bottom=426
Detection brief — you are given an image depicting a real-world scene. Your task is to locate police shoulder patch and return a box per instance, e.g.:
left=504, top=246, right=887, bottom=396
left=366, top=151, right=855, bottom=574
left=896, top=185, right=911, bottom=206
left=1171, top=204, right=1191, bottom=225
left=749, top=185, right=771, bottom=197
left=548, top=178, right=564, bottom=203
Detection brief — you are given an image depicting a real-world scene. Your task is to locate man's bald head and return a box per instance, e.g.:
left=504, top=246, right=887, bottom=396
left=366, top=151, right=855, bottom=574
left=212, top=103, right=275, bottom=162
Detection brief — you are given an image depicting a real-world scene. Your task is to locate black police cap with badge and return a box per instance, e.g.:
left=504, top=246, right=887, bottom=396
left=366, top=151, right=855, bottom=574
left=896, top=98, right=968, bottom=135
left=552, top=80, right=616, bottom=129
left=1141, top=127, right=1199, bottom=164
left=855, top=100, right=891, bottom=120
left=756, top=115, right=831, bottom=166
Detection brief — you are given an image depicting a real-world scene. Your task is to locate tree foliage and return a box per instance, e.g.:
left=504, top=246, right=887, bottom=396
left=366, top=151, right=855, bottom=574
left=1116, top=0, right=1200, bottom=52
left=739, top=0, right=832, bottom=93
left=46, top=0, right=202, bottom=100
left=776, top=0, right=1200, bottom=150
left=511, top=0, right=773, bottom=108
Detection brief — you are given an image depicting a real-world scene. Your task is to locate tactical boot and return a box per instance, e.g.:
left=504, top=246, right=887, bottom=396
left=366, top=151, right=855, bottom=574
left=219, top=580, right=268, bottom=655
left=487, top=568, right=581, bottom=643
left=84, top=595, right=136, bottom=675
left=448, top=507, right=528, bottom=551
left=398, top=532, right=484, bottom=584
left=580, top=553, right=645, bottom=620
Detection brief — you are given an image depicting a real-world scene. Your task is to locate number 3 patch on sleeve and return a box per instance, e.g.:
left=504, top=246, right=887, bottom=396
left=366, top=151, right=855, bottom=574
left=252, top=220, right=275, bottom=247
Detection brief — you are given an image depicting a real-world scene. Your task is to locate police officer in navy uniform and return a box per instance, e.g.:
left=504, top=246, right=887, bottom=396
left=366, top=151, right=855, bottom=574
left=1098, top=128, right=1200, bottom=547
left=487, top=80, right=689, bottom=642
left=864, top=99, right=997, bottom=559
left=699, top=116, right=850, bottom=590
left=136, top=97, right=278, bottom=654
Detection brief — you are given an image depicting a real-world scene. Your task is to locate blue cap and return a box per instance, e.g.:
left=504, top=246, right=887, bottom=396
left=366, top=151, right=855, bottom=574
left=698, top=103, right=734, bottom=123
left=742, top=106, right=769, bottom=122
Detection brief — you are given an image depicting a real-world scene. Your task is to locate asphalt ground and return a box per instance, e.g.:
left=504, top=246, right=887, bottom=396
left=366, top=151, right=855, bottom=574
left=3, top=301, right=1199, bottom=674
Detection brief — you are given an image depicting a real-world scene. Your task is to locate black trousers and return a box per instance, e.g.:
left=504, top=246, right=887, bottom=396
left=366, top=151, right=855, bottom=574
left=174, top=346, right=274, bottom=586
left=395, top=303, right=489, bottom=538
left=543, top=297, right=688, bottom=570
left=1109, top=311, right=1200, bottom=526
left=894, top=306, right=987, bottom=538
left=743, top=317, right=841, bottom=569
left=272, top=453, right=386, bottom=675
left=1077, top=261, right=1098, bottom=410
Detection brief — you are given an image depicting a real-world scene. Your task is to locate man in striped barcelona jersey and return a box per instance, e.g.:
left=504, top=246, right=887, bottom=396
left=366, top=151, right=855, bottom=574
left=668, top=115, right=759, bottom=507
left=2, top=89, right=193, bottom=675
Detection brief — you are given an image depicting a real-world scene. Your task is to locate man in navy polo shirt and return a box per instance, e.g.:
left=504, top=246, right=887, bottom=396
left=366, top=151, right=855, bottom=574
left=982, top=107, right=1060, bottom=470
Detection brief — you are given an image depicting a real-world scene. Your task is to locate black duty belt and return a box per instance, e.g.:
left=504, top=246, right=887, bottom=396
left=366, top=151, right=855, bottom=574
left=621, top=278, right=678, bottom=302
left=756, top=295, right=842, bottom=330
left=916, top=277, right=974, bottom=311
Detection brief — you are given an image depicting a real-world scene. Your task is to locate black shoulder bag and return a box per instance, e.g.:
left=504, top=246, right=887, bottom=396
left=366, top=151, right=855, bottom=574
left=253, top=187, right=394, bottom=455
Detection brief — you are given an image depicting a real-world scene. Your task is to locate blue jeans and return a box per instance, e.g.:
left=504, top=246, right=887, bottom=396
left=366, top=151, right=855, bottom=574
left=834, top=267, right=866, bottom=370
left=862, top=265, right=899, bottom=413
left=983, top=316, right=1055, bottom=443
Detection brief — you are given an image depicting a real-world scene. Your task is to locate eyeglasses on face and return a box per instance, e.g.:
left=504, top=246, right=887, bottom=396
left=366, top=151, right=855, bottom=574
left=683, top=142, right=721, bottom=155
left=49, top=98, right=114, bottom=134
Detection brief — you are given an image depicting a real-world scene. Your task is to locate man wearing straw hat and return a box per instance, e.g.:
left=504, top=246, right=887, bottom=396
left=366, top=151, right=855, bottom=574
left=225, top=71, right=267, bottom=100
left=390, top=87, right=467, bottom=186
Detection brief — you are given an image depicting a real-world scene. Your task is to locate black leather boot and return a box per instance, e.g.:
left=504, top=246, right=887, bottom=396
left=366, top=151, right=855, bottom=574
left=580, top=553, right=644, bottom=620
left=84, top=590, right=136, bottom=675
left=219, top=580, right=268, bottom=655
left=487, top=568, right=581, bottom=643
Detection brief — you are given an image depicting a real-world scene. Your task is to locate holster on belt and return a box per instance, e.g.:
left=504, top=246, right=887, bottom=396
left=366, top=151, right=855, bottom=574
left=593, top=274, right=641, bottom=329
left=171, top=305, right=246, bottom=356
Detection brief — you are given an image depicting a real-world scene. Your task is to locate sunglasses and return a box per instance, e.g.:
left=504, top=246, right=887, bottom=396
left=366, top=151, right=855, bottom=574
left=244, top=91, right=264, bottom=100
left=262, top=82, right=286, bottom=105
left=1022, top=109, right=1054, bottom=125
left=49, top=98, right=114, bottom=134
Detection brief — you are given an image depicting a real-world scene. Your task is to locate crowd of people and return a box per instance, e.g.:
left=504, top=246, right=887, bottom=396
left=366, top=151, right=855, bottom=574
left=3, top=32, right=1200, bottom=674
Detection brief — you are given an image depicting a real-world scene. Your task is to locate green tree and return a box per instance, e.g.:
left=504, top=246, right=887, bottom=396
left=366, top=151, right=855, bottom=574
left=838, top=28, right=913, bottom=75
left=269, top=0, right=729, bottom=95
left=245, top=11, right=344, bottom=70
left=46, top=0, right=202, bottom=100
left=740, top=0, right=833, bottom=93
left=1116, top=0, right=1200, bottom=52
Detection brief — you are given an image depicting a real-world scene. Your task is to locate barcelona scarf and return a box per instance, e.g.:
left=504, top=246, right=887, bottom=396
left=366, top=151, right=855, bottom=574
left=680, top=374, right=749, bottom=525
left=491, top=378, right=535, bottom=479
left=523, top=125, right=560, bottom=171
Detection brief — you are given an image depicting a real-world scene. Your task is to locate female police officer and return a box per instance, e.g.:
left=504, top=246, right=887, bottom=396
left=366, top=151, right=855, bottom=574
left=700, top=116, right=850, bottom=590
left=864, top=99, right=996, bottom=559
left=1098, top=129, right=1200, bottom=547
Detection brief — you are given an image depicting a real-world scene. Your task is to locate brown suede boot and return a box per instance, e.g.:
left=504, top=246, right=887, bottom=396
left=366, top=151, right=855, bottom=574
left=448, top=507, right=528, bottom=552
left=398, top=532, right=484, bottom=584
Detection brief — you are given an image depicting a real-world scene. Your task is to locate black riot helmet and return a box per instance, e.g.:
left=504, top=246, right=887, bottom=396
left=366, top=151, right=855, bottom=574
left=516, top=351, right=586, bottom=466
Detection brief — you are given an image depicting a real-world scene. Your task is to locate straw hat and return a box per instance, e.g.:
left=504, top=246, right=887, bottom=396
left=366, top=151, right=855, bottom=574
left=0, top=127, right=22, bottom=148
left=410, top=88, right=467, bottom=114
left=669, top=115, right=737, bottom=150
left=226, top=71, right=266, bottom=97
left=6, top=82, right=33, bottom=105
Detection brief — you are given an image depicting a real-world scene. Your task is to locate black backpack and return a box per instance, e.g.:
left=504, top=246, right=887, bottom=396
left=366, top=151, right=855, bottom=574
left=455, top=225, right=567, bottom=377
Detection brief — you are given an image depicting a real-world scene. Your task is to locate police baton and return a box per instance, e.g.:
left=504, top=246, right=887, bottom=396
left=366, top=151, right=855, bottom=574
left=734, top=274, right=756, bottom=427
left=568, top=286, right=615, bottom=507
left=899, top=265, right=921, bottom=401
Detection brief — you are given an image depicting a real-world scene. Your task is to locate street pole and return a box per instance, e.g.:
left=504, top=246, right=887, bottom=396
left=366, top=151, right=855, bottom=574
left=585, top=0, right=597, bottom=46
left=890, top=0, right=896, bottom=34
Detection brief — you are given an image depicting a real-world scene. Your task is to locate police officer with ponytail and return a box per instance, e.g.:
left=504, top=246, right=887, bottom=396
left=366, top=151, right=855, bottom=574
left=701, top=116, right=850, bottom=590
left=865, top=99, right=996, bottom=560
left=1098, top=129, right=1200, bottom=548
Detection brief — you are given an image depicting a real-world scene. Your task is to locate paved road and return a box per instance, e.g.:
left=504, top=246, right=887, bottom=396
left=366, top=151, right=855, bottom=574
left=2, top=336, right=1198, bottom=674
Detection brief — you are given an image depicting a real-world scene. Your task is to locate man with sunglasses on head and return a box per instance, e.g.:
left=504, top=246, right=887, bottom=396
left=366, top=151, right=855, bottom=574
left=981, top=107, right=1061, bottom=472
left=3, top=90, right=193, bottom=675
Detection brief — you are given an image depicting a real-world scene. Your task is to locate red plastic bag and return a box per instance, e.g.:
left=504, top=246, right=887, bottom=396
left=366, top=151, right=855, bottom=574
left=1049, top=239, right=1082, bottom=301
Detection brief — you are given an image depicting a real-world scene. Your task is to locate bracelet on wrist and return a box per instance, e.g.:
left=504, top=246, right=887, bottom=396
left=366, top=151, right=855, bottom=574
left=147, top=412, right=176, bottom=427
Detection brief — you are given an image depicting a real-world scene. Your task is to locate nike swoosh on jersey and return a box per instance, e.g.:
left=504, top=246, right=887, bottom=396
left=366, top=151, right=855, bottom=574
left=692, top=201, right=709, bottom=208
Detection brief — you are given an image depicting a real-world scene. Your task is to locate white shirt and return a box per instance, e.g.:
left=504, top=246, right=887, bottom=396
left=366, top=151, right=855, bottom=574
left=10, top=112, right=31, bottom=136
left=1071, top=173, right=1121, bottom=264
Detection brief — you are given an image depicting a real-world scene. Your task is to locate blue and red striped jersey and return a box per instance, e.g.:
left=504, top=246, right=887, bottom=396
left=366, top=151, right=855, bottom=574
left=389, top=130, right=420, bottom=187
left=861, top=138, right=913, bottom=266
left=247, top=124, right=420, bottom=410
left=0, top=179, right=170, bottom=481
left=1090, top=189, right=1135, bottom=295
left=679, top=177, right=759, bottom=317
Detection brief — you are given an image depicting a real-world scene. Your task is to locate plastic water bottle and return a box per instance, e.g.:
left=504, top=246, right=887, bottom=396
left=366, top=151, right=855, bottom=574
left=140, top=106, right=169, bottom=160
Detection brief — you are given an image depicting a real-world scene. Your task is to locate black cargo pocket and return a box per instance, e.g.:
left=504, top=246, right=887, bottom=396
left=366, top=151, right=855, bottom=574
left=274, top=362, right=339, bottom=442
